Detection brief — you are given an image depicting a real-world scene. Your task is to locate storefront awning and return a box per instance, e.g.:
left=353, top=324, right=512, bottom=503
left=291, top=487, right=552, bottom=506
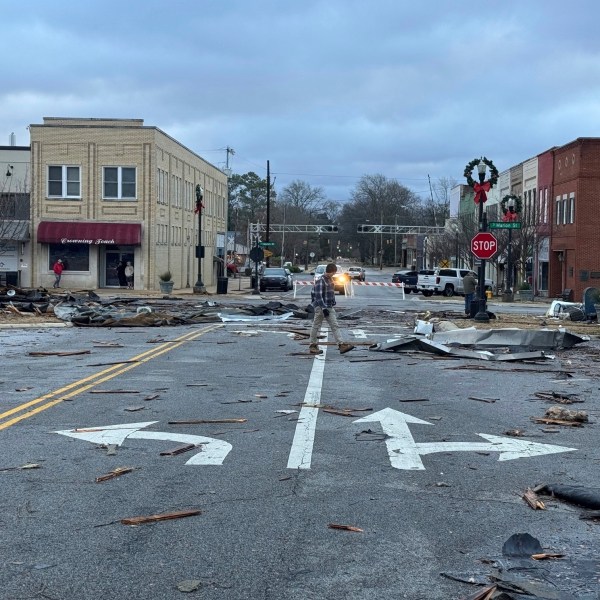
left=1, top=220, right=30, bottom=241
left=37, top=222, right=142, bottom=245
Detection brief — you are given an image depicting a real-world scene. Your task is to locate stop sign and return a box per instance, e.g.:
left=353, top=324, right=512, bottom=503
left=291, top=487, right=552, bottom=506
left=471, top=232, right=498, bottom=260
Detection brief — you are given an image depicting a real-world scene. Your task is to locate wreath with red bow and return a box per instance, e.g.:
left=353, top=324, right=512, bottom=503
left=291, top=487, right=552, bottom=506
left=500, top=194, right=522, bottom=222
left=464, top=157, right=499, bottom=204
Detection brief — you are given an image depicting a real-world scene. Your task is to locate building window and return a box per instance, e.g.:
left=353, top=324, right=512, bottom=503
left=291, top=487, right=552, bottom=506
left=48, top=243, right=90, bottom=271
left=555, top=196, right=561, bottom=225
left=103, top=167, right=136, bottom=199
left=48, top=165, right=81, bottom=198
left=568, top=193, right=575, bottom=224
left=562, top=194, right=568, bottom=225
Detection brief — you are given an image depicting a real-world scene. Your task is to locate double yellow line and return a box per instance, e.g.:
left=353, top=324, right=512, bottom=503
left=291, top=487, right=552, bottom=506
left=0, top=324, right=222, bottom=431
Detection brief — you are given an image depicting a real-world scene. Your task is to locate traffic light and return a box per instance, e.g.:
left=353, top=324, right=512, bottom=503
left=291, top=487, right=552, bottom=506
left=321, top=225, right=338, bottom=232
left=357, top=225, right=365, bottom=233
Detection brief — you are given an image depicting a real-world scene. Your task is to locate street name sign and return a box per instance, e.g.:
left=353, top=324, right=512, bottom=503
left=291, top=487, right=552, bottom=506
left=471, top=232, right=498, bottom=260
left=489, top=221, right=522, bottom=230
left=259, top=241, right=276, bottom=247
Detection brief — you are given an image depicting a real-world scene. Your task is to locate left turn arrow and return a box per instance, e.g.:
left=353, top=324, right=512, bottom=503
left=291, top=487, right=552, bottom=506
left=55, top=421, right=232, bottom=466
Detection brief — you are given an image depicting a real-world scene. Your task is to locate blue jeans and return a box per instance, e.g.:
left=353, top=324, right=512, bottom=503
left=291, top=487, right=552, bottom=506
left=464, top=293, right=474, bottom=314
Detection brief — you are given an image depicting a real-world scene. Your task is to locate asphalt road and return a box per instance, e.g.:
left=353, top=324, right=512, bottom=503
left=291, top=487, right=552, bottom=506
left=0, top=283, right=598, bottom=600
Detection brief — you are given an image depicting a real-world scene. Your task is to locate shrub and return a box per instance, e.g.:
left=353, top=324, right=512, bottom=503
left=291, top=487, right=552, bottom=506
left=159, top=271, right=172, bottom=282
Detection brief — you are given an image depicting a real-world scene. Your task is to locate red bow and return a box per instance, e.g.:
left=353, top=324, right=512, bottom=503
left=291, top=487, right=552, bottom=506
left=473, top=181, right=491, bottom=204
left=502, top=211, right=518, bottom=222
left=194, top=200, right=204, bottom=214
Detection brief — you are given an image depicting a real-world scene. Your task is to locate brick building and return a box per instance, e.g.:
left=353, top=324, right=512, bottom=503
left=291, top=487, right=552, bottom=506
left=29, top=118, right=228, bottom=290
left=550, top=137, right=600, bottom=300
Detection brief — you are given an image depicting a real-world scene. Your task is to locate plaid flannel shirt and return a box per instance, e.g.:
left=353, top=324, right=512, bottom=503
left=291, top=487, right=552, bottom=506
left=311, top=274, right=336, bottom=309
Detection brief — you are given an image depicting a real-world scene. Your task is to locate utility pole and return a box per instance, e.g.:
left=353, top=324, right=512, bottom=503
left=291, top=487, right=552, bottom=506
left=266, top=160, right=271, bottom=267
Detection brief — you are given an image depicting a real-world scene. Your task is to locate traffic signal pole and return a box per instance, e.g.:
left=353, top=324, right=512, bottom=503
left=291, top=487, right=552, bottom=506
left=474, top=176, right=490, bottom=323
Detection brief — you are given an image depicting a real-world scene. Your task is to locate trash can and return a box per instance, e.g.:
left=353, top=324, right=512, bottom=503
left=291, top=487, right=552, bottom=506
left=217, top=276, right=228, bottom=295
left=469, top=299, right=480, bottom=318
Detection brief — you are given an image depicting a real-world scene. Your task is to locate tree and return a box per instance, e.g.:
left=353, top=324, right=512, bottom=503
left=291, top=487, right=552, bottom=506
left=227, top=171, right=270, bottom=245
left=278, top=180, right=325, bottom=212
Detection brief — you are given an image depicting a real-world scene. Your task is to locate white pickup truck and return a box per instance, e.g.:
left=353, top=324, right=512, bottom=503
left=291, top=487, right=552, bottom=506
left=417, top=268, right=493, bottom=297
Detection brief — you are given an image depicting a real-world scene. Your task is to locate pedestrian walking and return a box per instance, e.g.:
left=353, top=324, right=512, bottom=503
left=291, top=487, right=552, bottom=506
left=52, top=259, right=64, bottom=288
left=308, top=263, right=355, bottom=355
left=124, top=261, right=134, bottom=289
left=463, top=271, right=477, bottom=316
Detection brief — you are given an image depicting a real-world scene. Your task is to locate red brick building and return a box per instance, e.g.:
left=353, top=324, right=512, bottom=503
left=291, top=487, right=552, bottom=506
left=550, top=138, right=600, bottom=300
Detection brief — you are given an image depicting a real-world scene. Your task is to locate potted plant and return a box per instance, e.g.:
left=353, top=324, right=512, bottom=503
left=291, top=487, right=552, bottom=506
left=159, top=271, right=174, bottom=294
left=516, top=281, right=533, bottom=302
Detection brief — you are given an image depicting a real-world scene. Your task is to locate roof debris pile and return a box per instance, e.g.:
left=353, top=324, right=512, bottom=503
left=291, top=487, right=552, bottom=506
left=370, top=318, right=589, bottom=362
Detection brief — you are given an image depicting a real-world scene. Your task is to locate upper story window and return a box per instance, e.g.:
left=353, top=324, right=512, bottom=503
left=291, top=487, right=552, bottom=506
left=103, top=167, right=136, bottom=200
left=48, top=165, right=81, bottom=199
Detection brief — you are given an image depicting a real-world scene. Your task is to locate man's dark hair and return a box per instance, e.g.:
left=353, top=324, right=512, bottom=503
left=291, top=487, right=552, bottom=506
left=325, top=263, right=337, bottom=273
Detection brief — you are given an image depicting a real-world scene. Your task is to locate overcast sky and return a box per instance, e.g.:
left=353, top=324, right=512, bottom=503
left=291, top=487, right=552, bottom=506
left=4, top=0, right=600, bottom=202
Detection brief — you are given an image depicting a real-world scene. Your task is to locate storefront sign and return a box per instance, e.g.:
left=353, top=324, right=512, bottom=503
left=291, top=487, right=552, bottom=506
left=60, top=238, right=116, bottom=245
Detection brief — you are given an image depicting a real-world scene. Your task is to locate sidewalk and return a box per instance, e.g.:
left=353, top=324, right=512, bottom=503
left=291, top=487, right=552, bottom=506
left=92, top=276, right=255, bottom=299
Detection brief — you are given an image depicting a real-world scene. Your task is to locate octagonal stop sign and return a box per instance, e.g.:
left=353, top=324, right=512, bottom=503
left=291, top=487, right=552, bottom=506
left=471, top=232, right=498, bottom=260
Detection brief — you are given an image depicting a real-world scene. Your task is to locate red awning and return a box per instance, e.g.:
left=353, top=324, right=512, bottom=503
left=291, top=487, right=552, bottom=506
left=37, top=222, right=142, bottom=245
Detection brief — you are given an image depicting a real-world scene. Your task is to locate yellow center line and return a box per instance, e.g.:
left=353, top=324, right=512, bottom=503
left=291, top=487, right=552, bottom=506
left=0, top=324, right=222, bottom=431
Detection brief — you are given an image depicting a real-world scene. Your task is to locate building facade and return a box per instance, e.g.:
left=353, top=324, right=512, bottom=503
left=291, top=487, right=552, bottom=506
left=0, top=144, right=31, bottom=286
left=29, top=118, right=227, bottom=290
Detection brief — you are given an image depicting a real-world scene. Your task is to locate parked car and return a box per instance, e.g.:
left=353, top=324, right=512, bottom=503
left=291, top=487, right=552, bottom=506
left=259, top=267, right=293, bottom=292
left=417, top=268, right=493, bottom=297
left=391, top=268, right=422, bottom=293
left=347, top=266, right=366, bottom=281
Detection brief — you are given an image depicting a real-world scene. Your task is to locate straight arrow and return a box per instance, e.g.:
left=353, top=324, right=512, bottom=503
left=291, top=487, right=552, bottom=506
left=354, top=409, right=576, bottom=470
left=354, top=407, right=432, bottom=470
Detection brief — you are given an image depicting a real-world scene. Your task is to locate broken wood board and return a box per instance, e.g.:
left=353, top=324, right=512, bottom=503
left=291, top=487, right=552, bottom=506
left=121, top=508, right=201, bottom=526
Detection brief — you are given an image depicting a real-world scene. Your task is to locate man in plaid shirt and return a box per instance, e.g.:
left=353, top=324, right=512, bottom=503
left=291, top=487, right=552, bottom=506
left=309, top=263, right=355, bottom=355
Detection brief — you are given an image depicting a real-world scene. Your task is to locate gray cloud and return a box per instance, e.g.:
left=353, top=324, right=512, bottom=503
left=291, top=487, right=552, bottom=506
left=3, top=0, right=600, bottom=199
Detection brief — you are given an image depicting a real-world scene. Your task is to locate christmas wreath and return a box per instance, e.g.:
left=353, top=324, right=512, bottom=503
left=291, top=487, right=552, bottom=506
left=500, top=194, right=522, bottom=222
left=464, top=157, right=499, bottom=204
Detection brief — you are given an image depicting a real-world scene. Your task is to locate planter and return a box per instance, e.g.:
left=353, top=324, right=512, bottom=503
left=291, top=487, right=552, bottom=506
left=517, top=290, right=534, bottom=302
left=159, top=280, right=174, bottom=294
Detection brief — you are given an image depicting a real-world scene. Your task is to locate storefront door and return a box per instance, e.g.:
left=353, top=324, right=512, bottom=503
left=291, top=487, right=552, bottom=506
left=103, top=247, right=135, bottom=287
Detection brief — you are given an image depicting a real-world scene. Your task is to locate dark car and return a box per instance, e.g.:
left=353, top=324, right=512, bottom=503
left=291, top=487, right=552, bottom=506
left=391, top=268, right=420, bottom=293
left=259, top=268, right=293, bottom=292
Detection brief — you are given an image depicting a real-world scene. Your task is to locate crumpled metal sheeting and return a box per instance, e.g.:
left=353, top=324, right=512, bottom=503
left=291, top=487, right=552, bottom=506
left=370, top=335, right=550, bottom=361
left=431, top=327, right=588, bottom=350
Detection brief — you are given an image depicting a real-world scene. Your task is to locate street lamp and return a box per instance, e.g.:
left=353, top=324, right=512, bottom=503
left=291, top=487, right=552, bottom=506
left=193, top=184, right=206, bottom=294
left=474, top=161, right=489, bottom=322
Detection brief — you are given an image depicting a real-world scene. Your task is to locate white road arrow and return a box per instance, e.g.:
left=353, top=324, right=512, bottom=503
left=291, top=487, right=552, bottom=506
left=55, top=421, right=232, bottom=466
left=354, top=408, right=576, bottom=471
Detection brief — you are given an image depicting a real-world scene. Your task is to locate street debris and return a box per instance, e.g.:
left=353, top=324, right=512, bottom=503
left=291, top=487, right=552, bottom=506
left=533, top=391, right=583, bottom=404
left=371, top=323, right=589, bottom=362
left=28, top=349, right=91, bottom=357
left=522, top=488, right=546, bottom=510
left=545, top=406, right=588, bottom=422
left=168, top=419, right=247, bottom=425
left=120, top=508, right=202, bottom=526
left=0, top=463, right=41, bottom=472
left=532, top=406, right=589, bottom=427
left=538, top=484, right=600, bottom=510
left=95, top=467, right=134, bottom=483
left=327, top=523, right=363, bottom=533
left=177, top=580, right=202, bottom=593
left=160, top=443, right=198, bottom=456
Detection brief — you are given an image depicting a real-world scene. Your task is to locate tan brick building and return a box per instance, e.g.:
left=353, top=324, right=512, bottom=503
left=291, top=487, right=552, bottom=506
left=30, top=118, right=228, bottom=290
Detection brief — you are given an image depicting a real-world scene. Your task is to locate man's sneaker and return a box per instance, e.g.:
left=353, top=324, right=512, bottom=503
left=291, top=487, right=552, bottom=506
left=338, top=343, right=355, bottom=354
left=309, top=344, right=323, bottom=355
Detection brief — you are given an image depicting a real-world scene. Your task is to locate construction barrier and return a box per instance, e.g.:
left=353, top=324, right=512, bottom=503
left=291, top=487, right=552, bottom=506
left=350, top=281, right=405, bottom=299
left=293, top=279, right=405, bottom=299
